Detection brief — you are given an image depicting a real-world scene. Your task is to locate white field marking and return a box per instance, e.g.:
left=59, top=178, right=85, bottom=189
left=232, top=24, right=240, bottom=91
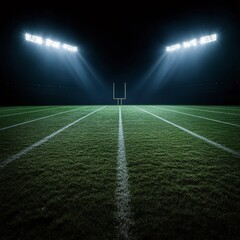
left=172, top=106, right=240, bottom=116
left=116, top=106, right=134, bottom=240
left=0, top=106, right=47, bottom=113
left=135, top=106, right=240, bottom=158
left=151, top=106, right=240, bottom=128
left=190, top=106, right=240, bottom=112
left=0, top=106, right=67, bottom=118
left=0, top=107, right=85, bottom=131
left=1, top=106, right=106, bottom=167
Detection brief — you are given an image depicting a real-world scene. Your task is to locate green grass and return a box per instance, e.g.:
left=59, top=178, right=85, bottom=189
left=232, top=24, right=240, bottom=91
left=0, top=105, right=240, bottom=240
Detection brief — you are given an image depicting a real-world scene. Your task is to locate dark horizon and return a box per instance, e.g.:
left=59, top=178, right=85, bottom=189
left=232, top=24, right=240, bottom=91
left=1, top=1, right=240, bottom=105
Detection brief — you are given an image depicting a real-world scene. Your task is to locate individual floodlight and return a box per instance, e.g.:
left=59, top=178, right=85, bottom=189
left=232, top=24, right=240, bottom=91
left=63, top=44, right=78, bottom=52
left=25, top=33, right=43, bottom=44
left=183, top=39, right=198, bottom=48
left=199, top=34, right=217, bottom=44
left=166, top=33, right=217, bottom=52
left=45, top=39, right=60, bottom=48
left=166, top=44, right=181, bottom=52
left=25, top=33, right=78, bottom=53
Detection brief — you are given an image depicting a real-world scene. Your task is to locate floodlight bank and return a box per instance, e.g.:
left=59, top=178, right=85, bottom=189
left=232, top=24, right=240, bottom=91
left=25, top=33, right=78, bottom=52
left=166, top=34, right=217, bottom=52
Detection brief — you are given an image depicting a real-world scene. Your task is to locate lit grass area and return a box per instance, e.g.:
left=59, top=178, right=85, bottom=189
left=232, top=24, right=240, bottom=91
left=0, top=105, right=240, bottom=239
left=0, top=106, right=118, bottom=240
left=0, top=106, right=97, bottom=162
left=0, top=106, right=81, bottom=129
left=123, top=106, right=240, bottom=239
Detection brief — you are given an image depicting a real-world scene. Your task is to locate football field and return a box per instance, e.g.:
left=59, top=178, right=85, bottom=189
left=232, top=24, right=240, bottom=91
left=0, top=105, right=240, bottom=239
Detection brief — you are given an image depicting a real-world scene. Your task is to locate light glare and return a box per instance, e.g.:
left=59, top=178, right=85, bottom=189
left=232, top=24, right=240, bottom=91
left=63, top=44, right=78, bottom=52
left=166, top=44, right=181, bottom=52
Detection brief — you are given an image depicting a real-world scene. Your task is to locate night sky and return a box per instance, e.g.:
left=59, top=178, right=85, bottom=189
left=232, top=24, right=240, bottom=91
left=1, top=1, right=240, bottom=105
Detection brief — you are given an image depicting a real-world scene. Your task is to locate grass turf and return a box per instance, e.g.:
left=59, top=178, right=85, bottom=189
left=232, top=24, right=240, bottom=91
left=0, top=105, right=240, bottom=239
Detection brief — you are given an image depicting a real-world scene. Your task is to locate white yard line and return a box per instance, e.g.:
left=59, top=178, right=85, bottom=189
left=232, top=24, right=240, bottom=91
left=135, top=106, right=240, bottom=158
left=151, top=106, right=240, bottom=128
left=116, top=106, right=134, bottom=240
left=1, top=106, right=105, bottom=167
left=0, top=106, right=66, bottom=118
left=172, top=106, right=240, bottom=116
left=0, top=107, right=84, bottom=131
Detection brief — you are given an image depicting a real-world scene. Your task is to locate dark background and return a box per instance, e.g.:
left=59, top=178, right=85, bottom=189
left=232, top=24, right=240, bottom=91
left=1, top=1, right=240, bottom=105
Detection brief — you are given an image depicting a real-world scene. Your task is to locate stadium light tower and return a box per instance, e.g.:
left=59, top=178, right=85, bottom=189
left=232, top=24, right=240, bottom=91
left=25, top=33, right=78, bottom=52
left=166, top=34, right=217, bottom=53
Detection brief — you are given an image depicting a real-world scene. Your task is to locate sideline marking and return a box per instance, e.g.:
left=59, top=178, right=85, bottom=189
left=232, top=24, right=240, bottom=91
left=173, top=106, right=240, bottom=116
left=0, top=106, right=66, bottom=118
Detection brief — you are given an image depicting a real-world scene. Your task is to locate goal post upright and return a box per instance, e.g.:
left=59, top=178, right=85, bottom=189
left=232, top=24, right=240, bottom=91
left=113, top=82, right=127, bottom=105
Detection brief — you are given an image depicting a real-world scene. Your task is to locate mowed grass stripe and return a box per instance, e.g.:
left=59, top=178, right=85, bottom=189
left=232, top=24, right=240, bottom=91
left=1, top=107, right=105, bottom=167
left=0, top=106, right=119, bottom=240
left=135, top=106, right=240, bottom=158
left=0, top=107, right=85, bottom=131
left=0, top=106, right=67, bottom=118
left=151, top=106, right=240, bottom=128
left=116, top=106, right=134, bottom=239
left=0, top=106, right=103, bottom=163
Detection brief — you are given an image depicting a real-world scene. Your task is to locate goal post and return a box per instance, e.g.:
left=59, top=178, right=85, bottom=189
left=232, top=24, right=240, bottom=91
left=113, top=82, right=127, bottom=105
